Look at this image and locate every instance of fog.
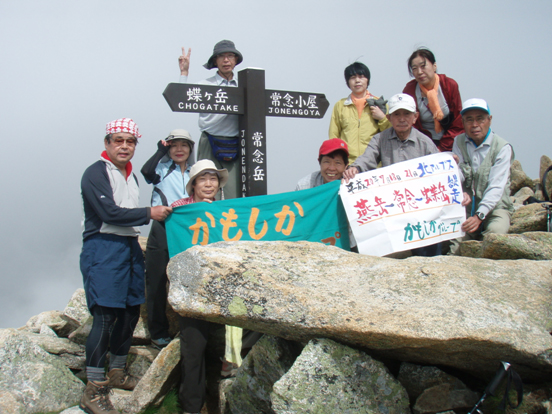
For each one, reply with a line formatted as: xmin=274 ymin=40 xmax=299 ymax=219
xmin=1 ymin=0 xmax=550 ymax=328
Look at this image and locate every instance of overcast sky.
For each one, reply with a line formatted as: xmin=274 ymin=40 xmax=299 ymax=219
xmin=1 ymin=0 xmax=550 ymax=329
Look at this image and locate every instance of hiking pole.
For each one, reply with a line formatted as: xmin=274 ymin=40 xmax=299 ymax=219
xmin=468 ymin=361 xmax=511 ymax=414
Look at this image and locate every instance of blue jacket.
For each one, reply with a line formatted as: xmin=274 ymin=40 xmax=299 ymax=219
xmin=141 ymin=141 xmax=192 ymax=206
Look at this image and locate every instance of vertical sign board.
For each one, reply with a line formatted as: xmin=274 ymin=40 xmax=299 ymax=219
xmin=163 ymin=68 xmax=329 ymax=197
xmin=238 ymin=69 xmax=266 ymax=197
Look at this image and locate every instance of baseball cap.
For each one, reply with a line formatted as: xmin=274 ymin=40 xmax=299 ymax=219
xmin=320 ymin=138 xmax=349 ymax=157
xmin=388 ymin=93 xmax=416 ymax=114
xmin=461 ymin=98 xmax=491 ymax=115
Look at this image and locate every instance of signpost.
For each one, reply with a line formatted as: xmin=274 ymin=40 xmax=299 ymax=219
xmin=163 ymin=68 xmax=329 ymax=197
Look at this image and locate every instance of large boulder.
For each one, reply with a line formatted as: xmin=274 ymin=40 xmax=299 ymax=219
xmin=0 ymin=329 xmax=84 ymax=413
xmin=458 ymin=232 xmax=552 ymax=260
xmin=509 ymin=202 xmax=548 ymax=233
xmin=271 ymin=338 xmax=410 ymax=413
xmin=480 ymin=232 xmax=552 ymax=260
xmin=167 ymin=241 xmax=552 ymax=381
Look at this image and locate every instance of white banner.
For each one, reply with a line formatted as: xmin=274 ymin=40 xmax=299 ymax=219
xmin=339 ymin=152 xmax=466 ymax=256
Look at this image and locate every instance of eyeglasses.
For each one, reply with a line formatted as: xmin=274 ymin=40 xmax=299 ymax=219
xmin=462 ymin=116 xmax=489 ymax=125
xmin=112 ymin=138 xmax=137 ymax=147
xmin=217 ymin=53 xmax=236 ymax=61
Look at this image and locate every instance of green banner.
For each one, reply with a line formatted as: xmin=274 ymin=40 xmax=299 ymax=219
xmin=166 ymin=180 xmax=350 ymax=257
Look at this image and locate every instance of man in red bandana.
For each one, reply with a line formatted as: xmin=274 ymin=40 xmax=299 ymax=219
xmin=79 ymin=118 xmax=172 ymax=414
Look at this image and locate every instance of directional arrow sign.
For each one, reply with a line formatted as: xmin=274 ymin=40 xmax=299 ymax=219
xmin=265 ymin=89 xmax=329 ymax=119
xmin=163 ymin=68 xmax=330 ymax=197
xmin=163 ymin=83 xmax=244 ymax=114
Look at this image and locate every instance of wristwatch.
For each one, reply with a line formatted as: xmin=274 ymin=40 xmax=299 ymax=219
xmin=476 ymin=212 xmax=486 ymax=221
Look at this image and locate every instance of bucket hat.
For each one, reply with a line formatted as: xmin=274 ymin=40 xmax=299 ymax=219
xmin=186 ymin=159 xmax=229 ymax=196
xmin=203 ymin=40 xmax=243 ymax=70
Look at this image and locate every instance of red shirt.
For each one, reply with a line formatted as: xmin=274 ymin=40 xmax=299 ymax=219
xmin=171 ymin=196 xmax=195 ymax=207
xmin=403 ymin=73 xmax=464 ymax=152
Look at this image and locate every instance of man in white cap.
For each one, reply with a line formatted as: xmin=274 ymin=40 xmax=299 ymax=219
xmin=343 ymin=93 xmax=442 ymax=256
xmin=343 ymin=93 xmax=439 ymax=174
xmin=178 ymin=40 xmax=243 ymax=200
xmin=450 ymin=98 xmax=514 ymax=253
xmin=79 ymin=118 xmax=172 ymax=414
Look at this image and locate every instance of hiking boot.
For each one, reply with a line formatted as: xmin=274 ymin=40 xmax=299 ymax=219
xmin=107 ymin=368 xmax=139 ymax=390
xmin=80 ymin=380 xmax=118 ymax=414
xmin=151 ymin=336 xmax=171 ymax=349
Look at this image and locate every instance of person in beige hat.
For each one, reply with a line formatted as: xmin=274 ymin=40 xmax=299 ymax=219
xmin=171 ymin=159 xmax=228 ymax=207
xmin=141 ymin=129 xmax=196 ymax=350
xmin=169 ymin=159 xmax=229 ymax=414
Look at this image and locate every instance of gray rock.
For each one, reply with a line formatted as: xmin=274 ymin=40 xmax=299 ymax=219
xmin=39 ymin=323 xmax=59 ymax=337
xmin=509 ymin=203 xmax=548 ymax=233
xmin=413 ymin=383 xmax=479 ymax=414
xmin=68 ymin=315 xmax=92 ymax=345
xmin=0 ymin=328 xmax=84 ymax=413
xmin=25 ymin=310 xmax=79 ymax=337
xmin=512 ymin=186 xmax=535 ymax=205
xmin=457 ymin=240 xmax=483 ymax=258
xmin=132 ymin=304 xmax=152 ymax=345
xmin=167 ymin=241 xmax=552 ymax=380
xmin=480 ymin=232 xmax=552 ymax=260
xmin=125 ymin=345 xmax=159 ymax=380
xmin=510 ymin=160 xmax=534 ymax=195
xmin=226 ymin=335 xmax=302 ymax=413
xmin=397 ymin=362 xmax=467 ymax=405
xmin=534 ymin=178 xmax=545 ymax=200
xmin=19 ymin=329 xmax=85 ymax=355
xmin=271 ymin=338 xmax=410 ymax=413
xmin=63 ymin=289 xmax=90 ymax=326
xmin=17 ymin=329 xmax=86 ymax=372
xmin=118 ymin=338 xmax=181 ymax=414
xmin=0 ymin=389 xmax=25 ymax=414
xmin=220 ymin=378 xmax=234 ymax=414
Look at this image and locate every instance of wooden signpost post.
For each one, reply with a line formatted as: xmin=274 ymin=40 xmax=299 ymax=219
xmin=163 ymin=68 xmax=329 ymax=197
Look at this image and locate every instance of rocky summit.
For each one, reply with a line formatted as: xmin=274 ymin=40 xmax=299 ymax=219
xmin=2 ymin=155 xmax=552 ymax=413
xmin=168 ymin=240 xmax=552 ymax=381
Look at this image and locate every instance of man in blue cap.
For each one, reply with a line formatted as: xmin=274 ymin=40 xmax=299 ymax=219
xmin=450 ymin=98 xmax=514 ymax=253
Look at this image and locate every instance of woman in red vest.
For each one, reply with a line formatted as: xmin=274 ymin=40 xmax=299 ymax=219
xmin=403 ymin=48 xmax=464 ymax=152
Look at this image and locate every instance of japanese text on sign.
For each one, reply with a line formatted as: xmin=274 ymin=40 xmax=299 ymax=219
xmin=166 ymin=180 xmax=350 ymax=257
xmin=266 ymin=91 xmax=322 ymax=117
xmin=339 ymin=153 xmax=466 ymax=256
